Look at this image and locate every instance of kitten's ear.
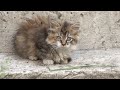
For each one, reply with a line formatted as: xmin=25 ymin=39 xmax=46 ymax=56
xmin=47 ymin=28 xmax=54 ymax=34
xmin=48 ymin=15 xmax=60 ymax=28
xmin=48 ymin=15 xmax=51 ymax=28
xmin=70 ymin=22 xmax=80 ymax=31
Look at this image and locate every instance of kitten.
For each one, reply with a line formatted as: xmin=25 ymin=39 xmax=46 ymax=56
xmin=14 ymin=16 xmax=80 ymax=65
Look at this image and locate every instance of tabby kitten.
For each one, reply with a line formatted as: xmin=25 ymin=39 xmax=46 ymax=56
xmin=14 ymin=16 xmax=80 ymax=65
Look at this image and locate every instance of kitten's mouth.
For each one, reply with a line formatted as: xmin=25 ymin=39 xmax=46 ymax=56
xmin=61 ymin=46 xmax=66 ymax=48
xmin=62 ymin=45 xmax=70 ymax=48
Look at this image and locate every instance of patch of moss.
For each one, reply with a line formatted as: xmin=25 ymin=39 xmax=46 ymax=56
xmin=0 ymin=58 xmax=10 ymax=72
xmin=0 ymin=72 xmax=7 ymax=78
xmin=0 ymin=58 xmax=11 ymax=78
xmin=47 ymin=64 xmax=117 ymax=72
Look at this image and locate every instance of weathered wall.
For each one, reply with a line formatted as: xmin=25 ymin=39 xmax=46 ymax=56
xmin=1 ymin=11 xmax=120 ymax=53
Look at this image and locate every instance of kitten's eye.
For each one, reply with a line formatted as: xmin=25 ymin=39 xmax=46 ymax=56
xmin=48 ymin=29 xmax=55 ymax=34
xmin=57 ymin=36 xmax=61 ymax=41
xmin=67 ymin=37 xmax=73 ymax=41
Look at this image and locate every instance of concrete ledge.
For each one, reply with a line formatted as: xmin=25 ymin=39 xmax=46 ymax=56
xmin=1 ymin=49 xmax=120 ymax=79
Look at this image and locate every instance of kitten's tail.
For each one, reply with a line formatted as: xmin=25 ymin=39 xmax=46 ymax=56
xmin=14 ymin=30 xmax=28 ymax=58
xmin=19 ymin=16 xmax=49 ymax=31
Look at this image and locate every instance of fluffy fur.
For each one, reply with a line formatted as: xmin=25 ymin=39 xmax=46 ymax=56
xmin=14 ymin=16 xmax=80 ymax=65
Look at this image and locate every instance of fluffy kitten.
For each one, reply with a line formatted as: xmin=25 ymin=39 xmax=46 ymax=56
xmin=14 ymin=16 xmax=80 ymax=65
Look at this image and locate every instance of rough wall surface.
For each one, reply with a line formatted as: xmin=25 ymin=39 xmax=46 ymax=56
xmin=1 ymin=11 xmax=120 ymax=53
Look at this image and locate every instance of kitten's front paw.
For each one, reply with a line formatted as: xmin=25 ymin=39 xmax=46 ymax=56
xmin=43 ymin=60 xmax=54 ymax=65
xmin=61 ymin=60 xmax=68 ymax=64
xmin=53 ymin=56 xmax=61 ymax=64
xmin=67 ymin=57 xmax=72 ymax=63
xmin=29 ymin=56 xmax=38 ymax=61
xmin=61 ymin=57 xmax=72 ymax=64
xmin=54 ymin=58 xmax=62 ymax=64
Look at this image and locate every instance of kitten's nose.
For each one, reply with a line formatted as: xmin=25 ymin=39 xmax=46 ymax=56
xmin=62 ymin=43 xmax=66 ymax=46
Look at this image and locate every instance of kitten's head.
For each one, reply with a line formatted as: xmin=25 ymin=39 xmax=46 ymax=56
xmin=46 ymin=21 xmax=80 ymax=50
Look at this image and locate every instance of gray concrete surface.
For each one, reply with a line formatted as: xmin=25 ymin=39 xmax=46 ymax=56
xmin=1 ymin=11 xmax=120 ymax=79
xmin=1 ymin=49 xmax=120 ymax=79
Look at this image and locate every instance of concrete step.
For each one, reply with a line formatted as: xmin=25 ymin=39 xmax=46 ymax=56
xmin=1 ymin=49 xmax=120 ymax=79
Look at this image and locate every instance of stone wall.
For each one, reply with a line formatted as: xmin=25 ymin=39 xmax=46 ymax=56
xmin=1 ymin=11 xmax=120 ymax=53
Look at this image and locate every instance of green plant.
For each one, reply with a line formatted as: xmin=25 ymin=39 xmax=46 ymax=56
xmin=0 ymin=58 xmax=10 ymax=78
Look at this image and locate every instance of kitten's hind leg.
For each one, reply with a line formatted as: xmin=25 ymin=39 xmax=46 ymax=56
xmin=27 ymin=40 xmax=38 ymax=61
xmin=42 ymin=59 xmax=54 ymax=65
xmin=29 ymin=56 xmax=38 ymax=61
